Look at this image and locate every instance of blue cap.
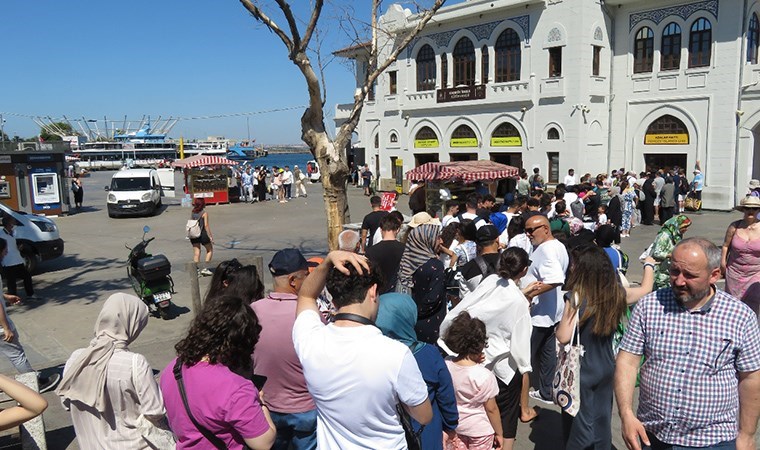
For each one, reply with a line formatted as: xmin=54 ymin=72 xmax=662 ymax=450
xmin=269 ymin=249 xmax=318 ymax=276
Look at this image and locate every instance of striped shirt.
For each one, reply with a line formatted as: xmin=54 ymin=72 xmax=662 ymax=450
xmin=620 ymin=287 xmax=760 ymax=447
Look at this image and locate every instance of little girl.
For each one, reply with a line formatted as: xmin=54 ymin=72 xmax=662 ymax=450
xmin=443 ymin=312 xmax=503 ymax=450
xmin=597 ymin=204 xmax=608 ymax=228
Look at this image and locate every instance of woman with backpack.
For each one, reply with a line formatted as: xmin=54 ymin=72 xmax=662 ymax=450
xmin=189 ymin=198 xmax=213 ymax=275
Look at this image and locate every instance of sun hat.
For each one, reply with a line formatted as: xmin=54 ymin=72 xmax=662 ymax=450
xmin=749 ymin=179 xmax=760 ymax=189
xmin=735 ymin=196 xmax=760 ymax=210
xmin=407 ymin=212 xmax=441 ymax=228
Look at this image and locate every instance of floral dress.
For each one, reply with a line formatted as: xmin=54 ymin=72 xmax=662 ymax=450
xmin=651 ymin=215 xmax=692 ymax=289
xmin=621 ymin=189 xmax=636 ymax=232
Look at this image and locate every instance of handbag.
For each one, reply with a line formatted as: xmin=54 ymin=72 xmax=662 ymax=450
xmin=173 ymin=360 xmax=252 ymax=450
xmin=553 ymin=295 xmax=583 ymax=417
xmin=186 ymin=219 xmax=201 ymax=239
xmin=131 ymin=355 xmax=176 ymax=449
xmin=684 ymin=193 xmax=701 ymax=211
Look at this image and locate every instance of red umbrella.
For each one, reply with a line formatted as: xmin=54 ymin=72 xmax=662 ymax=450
xmin=406 ymin=160 xmax=518 ymax=184
xmin=171 ymin=155 xmax=239 ymax=168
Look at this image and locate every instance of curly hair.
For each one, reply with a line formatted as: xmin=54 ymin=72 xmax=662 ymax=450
xmin=440 ymin=223 xmax=460 ymax=249
xmin=205 ymin=259 xmax=243 ymax=301
xmin=175 ymin=295 xmax=261 ymax=375
xmin=443 ymin=311 xmax=487 ymax=357
xmin=326 ymin=260 xmax=383 ymax=309
xmin=498 ymin=247 xmax=530 ymax=280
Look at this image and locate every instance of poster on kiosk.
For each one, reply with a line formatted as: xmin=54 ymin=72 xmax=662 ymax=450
xmin=30 ymin=167 xmax=61 ymax=212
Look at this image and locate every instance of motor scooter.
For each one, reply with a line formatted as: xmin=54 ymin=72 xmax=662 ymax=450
xmin=126 ymin=226 xmax=173 ymax=319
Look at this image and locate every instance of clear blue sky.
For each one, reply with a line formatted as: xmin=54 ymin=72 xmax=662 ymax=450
xmin=1 ymin=1 xmax=368 ymax=144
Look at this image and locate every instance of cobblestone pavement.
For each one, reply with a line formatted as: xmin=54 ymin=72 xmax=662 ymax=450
xmin=0 ymin=170 xmax=751 ymax=449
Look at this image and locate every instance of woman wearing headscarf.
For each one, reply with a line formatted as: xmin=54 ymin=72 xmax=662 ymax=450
xmin=58 ymin=293 xmax=167 ymax=449
xmin=651 ymin=215 xmax=692 ymax=289
xmin=376 ymin=293 xmax=458 ymax=450
xmin=397 ymin=223 xmax=447 ymax=344
xmin=606 ymin=185 xmax=623 ymax=245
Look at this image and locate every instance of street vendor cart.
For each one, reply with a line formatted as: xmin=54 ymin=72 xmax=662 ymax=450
xmin=171 ymin=155 xmax=239 ymax=204
xmin=405 ymin=160 xmax=519 ymax=217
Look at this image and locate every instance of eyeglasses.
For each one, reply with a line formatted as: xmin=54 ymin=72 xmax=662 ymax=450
xmin=525 ymin=225 xmax=546 ymax=235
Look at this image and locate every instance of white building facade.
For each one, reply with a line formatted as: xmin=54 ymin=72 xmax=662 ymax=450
xmin=335 ymin=0 xmax=760 ymax=210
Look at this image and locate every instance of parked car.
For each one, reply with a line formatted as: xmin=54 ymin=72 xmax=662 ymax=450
xmin=0 ymin=203 xmax=64 ymax=273
xmin=105 ymin=169 xmax=163 ymax=218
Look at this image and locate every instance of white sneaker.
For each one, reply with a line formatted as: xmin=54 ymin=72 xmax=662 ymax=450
xmin=529 ymin=389 xmax=555 ymax=405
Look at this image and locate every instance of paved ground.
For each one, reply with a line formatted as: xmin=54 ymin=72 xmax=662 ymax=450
xmin=0 ymin=170 xmax=750 ymax=449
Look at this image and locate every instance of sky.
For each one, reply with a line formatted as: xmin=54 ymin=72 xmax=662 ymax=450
xmin=0 ymin=1 xmax=373 ymax=145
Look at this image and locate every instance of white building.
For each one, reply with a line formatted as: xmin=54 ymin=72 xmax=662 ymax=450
xmin=334 ymin=0 xmax=760 ymax=210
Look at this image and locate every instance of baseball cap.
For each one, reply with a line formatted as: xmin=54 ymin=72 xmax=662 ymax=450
xmin=475 ymin=224 xmax=500 ymax=244
xmin=269 ymin=249 xmax=318 ymax=276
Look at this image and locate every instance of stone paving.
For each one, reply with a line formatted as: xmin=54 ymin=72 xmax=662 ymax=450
xmin=0 ymin=170 xmax=750 ymax=449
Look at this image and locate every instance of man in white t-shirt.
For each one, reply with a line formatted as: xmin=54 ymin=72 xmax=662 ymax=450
xmin=293 ymin=251 xmax=432 ymax=449
xmin=522 ymin=215 xmax=569 ymax=405
xmin=282 ymin=166 xmax=294 ymax=199
xmin=563 ymin=168 xmax=576 ymax=186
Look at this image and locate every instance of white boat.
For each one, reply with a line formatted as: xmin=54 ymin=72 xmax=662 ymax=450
xmin=76 ymin=125 xmax=177 ymax=169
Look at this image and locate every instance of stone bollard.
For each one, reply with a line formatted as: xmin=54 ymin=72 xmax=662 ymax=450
xmin=15 ymin=372 xmax=46 ymax=450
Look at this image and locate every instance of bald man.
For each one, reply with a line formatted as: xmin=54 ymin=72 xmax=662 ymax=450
xmin=522 ymin=215 xmax=569 ymax=404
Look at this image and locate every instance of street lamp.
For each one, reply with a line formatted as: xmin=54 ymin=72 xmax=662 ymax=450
xmin=0 ymin=114 xmax=5 ymax=143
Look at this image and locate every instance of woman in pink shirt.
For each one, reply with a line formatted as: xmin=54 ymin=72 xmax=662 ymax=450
xmin=442 ymin=312 xmax=503 ymax=450
xmin=160 ymin=295 xmax=275 ymax=450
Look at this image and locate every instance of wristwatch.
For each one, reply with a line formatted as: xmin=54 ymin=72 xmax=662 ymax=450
xmin=643 ymin=262 xmax=656 ymax=270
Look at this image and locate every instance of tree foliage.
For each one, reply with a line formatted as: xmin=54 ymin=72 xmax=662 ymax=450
xmin=39 ymin=122 xmax=75 ymax=141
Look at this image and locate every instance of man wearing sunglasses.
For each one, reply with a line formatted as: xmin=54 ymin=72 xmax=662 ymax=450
xmin=522 ymin=215 xmax=569 ymax=405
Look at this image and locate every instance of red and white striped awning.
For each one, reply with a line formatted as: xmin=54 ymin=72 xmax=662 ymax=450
xmin=406 ymin=160 xmax=519 ymax=184
xmin=171 ymin=155 xmax=239 ymax=168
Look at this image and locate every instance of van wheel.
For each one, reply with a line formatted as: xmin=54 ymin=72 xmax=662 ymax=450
xmin=21 ymin=249 xmax=38 ymax=274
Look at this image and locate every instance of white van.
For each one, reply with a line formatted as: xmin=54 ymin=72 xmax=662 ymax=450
xmin=105 ymin=169 xmax=163 ymax=217
xmin=0 ymin=203 xmax=63 ymax=273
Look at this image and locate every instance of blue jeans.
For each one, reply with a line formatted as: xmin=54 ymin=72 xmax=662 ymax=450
xmin=269 ymin=409 xmax=317 ymax=450
xmin=644 ymin=432 xmax=735 ymax=450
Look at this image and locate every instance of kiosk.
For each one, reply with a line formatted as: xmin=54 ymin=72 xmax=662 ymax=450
xmin=172 ymin=154 xmax=239 ymax=204
xmin=0 ymin=142 xmax=70 ymax=216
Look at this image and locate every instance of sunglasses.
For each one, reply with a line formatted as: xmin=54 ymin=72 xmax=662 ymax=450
xmin=525 ymin=225 xmax=546 ymax=234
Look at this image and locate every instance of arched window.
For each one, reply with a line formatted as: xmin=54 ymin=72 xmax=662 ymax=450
xmin=645 ymin=115 xmax=689 ymax=144
xmin=491 ymin=122 xmax=522 ymax=147
xmin=547 ymin=127 xmax=560 ymax=140
xmin=414 ymin=126 xmax=439 ymax=148
xmin=453 ymin=38 xmax=476 ymax=86
xmin=374 ymin=134 xmax=379 ymax=149
xmin=451 ymin=124 xmax=477 ymax=147
xmin=495 ymin=29 xmax=521 ymax=82
xmin=416 ymin=44 xmax=436 ymax=91
xmin=441 ymin=53 xmax=448 ymax=89
xmin=634 ymin=26 xmax=654 ymax=73
xmin=661 ymin=23 xmax=682 ymax=71
xmin=481 ymin=45 xmax=489 ymax=85
xmin=390 ymin=133 xmax=398 ymax=143
xmin=689 ymin=18 xmax=712 ymax=68
xmin=748 ymin=13 xmax=759 ymax=64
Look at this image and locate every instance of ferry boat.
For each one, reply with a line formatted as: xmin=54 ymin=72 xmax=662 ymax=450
xmin=76 ymin=125 xmax=177 ymax=170
xmin=227 ymin=141 xmax=267 ymax=161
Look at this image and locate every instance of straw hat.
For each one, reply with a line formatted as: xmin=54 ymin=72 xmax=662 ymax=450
xmin=408 ymin=212 xmax=441 ymax=228
xmin=735 ymin=196 xmax=760 ymax=211
xmin=749 ymin=179 xmax=760 ymax=189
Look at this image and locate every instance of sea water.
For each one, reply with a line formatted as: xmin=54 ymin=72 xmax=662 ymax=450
xmin=251 ymin=152 xmax=313 ymax=170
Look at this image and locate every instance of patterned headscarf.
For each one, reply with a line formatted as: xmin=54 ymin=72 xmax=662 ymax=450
xmin=57 ymin=293 xmax=149 ymax=412
xmin=397 ymin=223 xmax=440 ymax=289
xmin=661 ymin=214 xmax=692 ymax=242
xmin=376 ymin=293 xmax=424 ymax=354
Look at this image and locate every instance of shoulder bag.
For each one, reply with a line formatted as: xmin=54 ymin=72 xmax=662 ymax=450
xmin=333 ymin=313 xmax=424 ymax=450
xmin=172 ymin=360 xmax=252 ymax=450
xmin=553 ymin=294 xmax=583 ymax=417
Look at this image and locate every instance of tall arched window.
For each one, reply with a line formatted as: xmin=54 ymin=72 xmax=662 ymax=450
xmin=451 ymin=124 xmax=477 ymax=147
xmin=748 ymin=13 xmax=759 ymax=64
xmin=661 ymin=23 xmax=681 ymax=71
xmin=491 ymin=122 xmax=522 ymax=147
xmin=481 ymin=45 xmax=489 ymax=85
xmin=374 ymin=134 xmax=379 ymax=149
xmin=416 ymin=44 xmax=436 ymax=91
xmin=547 ymin=127 xmax=560 ymax=140
xmin=453 ymin=38 xmax=476 ymax=86
xmin=645 ymin=115 xmax=690 ymax=144
xmin=441 ymin=53 xmax=448 ymax=89
xmin=495 ymin=29 xmax=521 ymax=82
xmin=633 ymin=26 xmax=654 ymax=73
xmin=414 ymin=126 xmax=440 ymax=148
xmin=689 ymin=18 xmax=712 ymax=68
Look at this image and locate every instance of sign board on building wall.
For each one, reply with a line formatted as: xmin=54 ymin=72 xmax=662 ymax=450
xmin=644 ymin=134 xmax=689 ymax=145
xmin=451 ymin=138 xmax=478 ymax=147
xmin=490 ymin=137 xmax=522 ymax=147
xmin=414 ymin=139 xmax=439 ymax=148
xmin=437 ymin=85 xmax=486 ymax=103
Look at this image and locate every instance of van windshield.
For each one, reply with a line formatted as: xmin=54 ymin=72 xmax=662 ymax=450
xmin=111 ymin=177 xmax=151 ymax=191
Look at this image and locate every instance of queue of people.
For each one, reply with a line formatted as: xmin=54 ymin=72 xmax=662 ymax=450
xmin=234 ymin=164 xmax=308 ymax=204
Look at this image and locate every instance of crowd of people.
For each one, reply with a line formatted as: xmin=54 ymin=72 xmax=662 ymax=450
xmin=233 ymin=164 xmax=309 ymax=204
xmin=1 ymin=163 xmax=758 ymax=450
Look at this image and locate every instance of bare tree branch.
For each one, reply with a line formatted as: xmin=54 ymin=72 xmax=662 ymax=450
xmin=301 ymin=0 xmax=324 ymax=51
xmin=239 ymin=0 xmax=294 ymax=53
xmin=274 ymin=0 xmax=303 ymax=53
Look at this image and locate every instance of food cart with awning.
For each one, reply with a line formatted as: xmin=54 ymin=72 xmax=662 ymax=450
xmin=406 ymin=160 xmax=519 ymax=217
xmin=171 ymin=155 xmax=239 ymax=204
